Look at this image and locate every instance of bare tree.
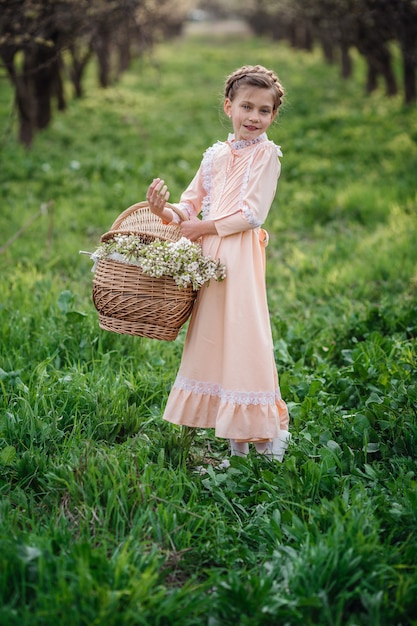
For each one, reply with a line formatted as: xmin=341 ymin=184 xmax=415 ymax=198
xmin=237 ymin=0 xmax=416 ymax=104
xmin=0 ymin=0 xmax=70 ymax=146
xmin=0 ymin=0 xmax=197 ymax=147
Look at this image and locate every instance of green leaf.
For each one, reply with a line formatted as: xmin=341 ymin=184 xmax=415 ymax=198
xmin=365 ymin=392 xmax=384 ymax=405
xmin=0 ymin=445 xmax=16 ymax=466
xmin=57 ymin=290 xmax=74 ymax=313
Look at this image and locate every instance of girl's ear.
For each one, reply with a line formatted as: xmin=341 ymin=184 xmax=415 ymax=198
xmin=224 ymin=98 xmax=232 ymax=117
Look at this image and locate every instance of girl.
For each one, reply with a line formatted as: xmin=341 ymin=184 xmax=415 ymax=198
xmin=146 ymin=64 xmax=290 ymax=461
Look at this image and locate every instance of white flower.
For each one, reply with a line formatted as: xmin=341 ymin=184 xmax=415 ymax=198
xmin=93 ymin=234 xmax=226 ymax=290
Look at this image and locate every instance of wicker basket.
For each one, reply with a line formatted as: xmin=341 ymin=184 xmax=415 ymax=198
xmin=92 ymin=201 xmax=197 ymax=341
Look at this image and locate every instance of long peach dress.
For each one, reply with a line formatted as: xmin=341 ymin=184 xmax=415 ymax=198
xmin=164 ymin=133 xmax=289 ymax=442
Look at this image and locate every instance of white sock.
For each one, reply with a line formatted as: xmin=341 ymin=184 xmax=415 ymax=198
xmin=269 ymin=430 xmax=292 ymax=462
xmin=230 ymin=439 xmax=249 ymax=457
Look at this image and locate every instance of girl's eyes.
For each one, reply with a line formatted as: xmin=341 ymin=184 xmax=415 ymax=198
xmin=240 ymin=104 xmax=271 ymax=115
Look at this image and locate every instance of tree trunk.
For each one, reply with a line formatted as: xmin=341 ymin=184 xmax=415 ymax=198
xmin=55 ymin=54 xmax=66 ymax=111
xmin=94 ymin=23 xmax=112 ymax=88
xmin=70 ymin=61 xmax=85 ymax=98
xmin=379 ymin=48 xmax=398 ymax=96
xmin=2 ymin=46 xmax=37 ymax=148
xmin=33 ymin=46 xmax=66 ymax=130
xmin=397 ymin=9 xmax=417 ymax=104
xmin=297 ymin=22 xmax=313 ymax=51
xmin=16 ymin=76 xmax=36 ymax=147
xmin=32 ymin=50 xmax=53 ymax=130
xmin=118 ymin=41 xmax=131 ymax=75
xmin=321 ymin=37 xmax=335 ymax=64
xmin=117 ymin=22 xmax=131 ymax=77
xmin=340 ymin=43 xmax=352 ymax=79
xmin=361 ymin=46 xmax=397 ymax=97
xmin=366 ymin=62 xmax=378 ymax=94
xmin=68 ymin=41 xmax=93 ymax=98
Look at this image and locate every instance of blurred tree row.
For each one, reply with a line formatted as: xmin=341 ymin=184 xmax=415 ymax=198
xmin=0 ymin=0 xmax=195 ymax=147
xmin=233 ymin=0 xmax=417 ymax=105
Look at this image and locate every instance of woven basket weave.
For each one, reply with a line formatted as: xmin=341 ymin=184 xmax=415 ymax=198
xmin=92 ymin=201 xmax=197 ymax=341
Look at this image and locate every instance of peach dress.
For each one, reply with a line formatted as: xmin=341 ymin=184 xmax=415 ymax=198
xmin=164 ymin=133 xmax=289 ymax=442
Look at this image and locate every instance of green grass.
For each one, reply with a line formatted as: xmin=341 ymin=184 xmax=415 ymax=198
xmin=1 ymin=31 xmax=417 ymax=625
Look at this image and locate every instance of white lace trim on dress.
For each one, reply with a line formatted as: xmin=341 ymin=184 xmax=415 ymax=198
xmin=227 ymin=133 xmax=267 ymax=150
xmin=177 ymin=201 xmax=194 ymax=221
xmin=227 ymin=133 xmax=283 ymax=158
xmin=241 ymin=204 xmax=262 ymax=227
xmin=201 ymin=141 xmax=222 ymax=220
xmin=174 ymin=375 xmax=282 ymax=406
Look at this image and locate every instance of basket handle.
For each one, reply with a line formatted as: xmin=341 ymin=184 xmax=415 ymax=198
xmin=109 ymin=200 xmax=187 ymax=231
xmin=170 ymin=204 xmax=188 ymax=221
xmin=100 ymin=201 xmax=190 ymax=243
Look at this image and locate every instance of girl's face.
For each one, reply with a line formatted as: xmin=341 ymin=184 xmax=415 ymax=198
xmin=224 ymin=86 xmax=277 ymax=142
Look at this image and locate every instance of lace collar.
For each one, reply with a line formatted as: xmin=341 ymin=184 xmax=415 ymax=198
xmin=227 ymin=133 xmax=267 ymax=150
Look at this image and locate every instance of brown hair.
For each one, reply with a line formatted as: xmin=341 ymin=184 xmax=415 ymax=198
xmin=224 ymin=65 xmax=285 ymax=112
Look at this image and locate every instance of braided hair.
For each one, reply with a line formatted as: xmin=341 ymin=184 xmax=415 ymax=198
xmin=224 ymin=65 xmax=285 ymax=112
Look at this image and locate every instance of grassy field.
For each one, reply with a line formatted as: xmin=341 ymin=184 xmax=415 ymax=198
xmin=0 ymin=28 xmax=416 ymax=625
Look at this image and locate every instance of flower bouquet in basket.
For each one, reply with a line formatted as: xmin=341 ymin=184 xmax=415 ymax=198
xmin=86 ymin=201 xmax=226 ymax=341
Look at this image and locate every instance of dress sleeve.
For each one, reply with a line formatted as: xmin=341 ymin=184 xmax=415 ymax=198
xmin=213 ymin=144 xmax=281 ymax=237
xmin=167 ymin=167 xmax=204 ymax=224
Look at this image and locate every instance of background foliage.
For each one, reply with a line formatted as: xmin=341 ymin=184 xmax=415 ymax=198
xmin=1 ymin=0 xmax=416 ymax=147
xmin=1 ymin=23 xmax=417 ymax=626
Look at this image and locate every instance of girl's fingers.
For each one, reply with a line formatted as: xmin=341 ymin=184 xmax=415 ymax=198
xmin=147 ymin=178 xmax=169 ymax=203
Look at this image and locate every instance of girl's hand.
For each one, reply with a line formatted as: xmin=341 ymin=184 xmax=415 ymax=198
xmin=146 ymin=178 xmax=170 ymax=218
xmin=180 ymin=216 xmax=218 ymax=242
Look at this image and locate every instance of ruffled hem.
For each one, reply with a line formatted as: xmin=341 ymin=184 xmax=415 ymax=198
xmin=163 ymin=386 xmax=289 ymax=441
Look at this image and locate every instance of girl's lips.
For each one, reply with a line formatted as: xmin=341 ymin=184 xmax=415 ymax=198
xmin=245 ymin=125 xmax=258 ymax=131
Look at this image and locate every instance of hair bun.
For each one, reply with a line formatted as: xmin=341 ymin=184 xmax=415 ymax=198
xmin=224 ymin=65 xmax=285 ymax=110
